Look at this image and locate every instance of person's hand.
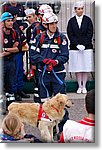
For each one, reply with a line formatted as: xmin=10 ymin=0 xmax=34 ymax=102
xmin=46 ymin=60 xmax=58 ymax=71
xmin=43 ymin=59 xmax=58 ymax=71
xmin=42 ymin=58 xmax=49 ymax=64
xmin=46 ymin=59 xmax=58 ymax=66
xmin=19 ymin=26 xmax=24 ymax=31
xmin=13 ymin=42 xmax=19 ymax=47
xmin=20 ymin=123 xmax=26 ymax=139
xmin=46 ymin=63 xmax=53 ymax=71
xmin=77 ymin=44 xmax=85 ymax=51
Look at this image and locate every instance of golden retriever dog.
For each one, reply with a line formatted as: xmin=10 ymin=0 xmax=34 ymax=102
xmin=8 ymin=93 xmax=72 ymax=142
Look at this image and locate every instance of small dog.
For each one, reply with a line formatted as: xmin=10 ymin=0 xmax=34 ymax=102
xmin=8 ymin=93 xmax=73 ymax=142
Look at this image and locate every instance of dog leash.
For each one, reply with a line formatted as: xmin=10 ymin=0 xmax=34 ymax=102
xmin=52 ymin=69 xmax=63 ymax=85
xmin=41 ymin=65 xmax=49 ymax=97
xmin=41 ymin=65 xmax=64 ymax=98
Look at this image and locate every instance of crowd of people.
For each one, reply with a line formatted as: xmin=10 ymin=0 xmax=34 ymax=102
xmin=0 ymin=0 xmax=95 ymax=143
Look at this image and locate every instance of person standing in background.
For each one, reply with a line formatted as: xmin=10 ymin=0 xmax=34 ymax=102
xmin=25 ymin=8 xmax=38 ymax=80
xmin=25 ymin=8 xmax=37 ymax=45
xmin=67 ymin=1 xmax=94 ymax=94
xmin=0 ymin=12 xmax=20 ymax=110
xmin=10 ymin=10 xmax=30 ymax=100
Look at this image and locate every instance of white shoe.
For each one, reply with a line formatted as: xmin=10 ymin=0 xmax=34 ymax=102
xmin=82 ymin=88 xmax=87 ymax=94
xmin=77 ymin=88 xmax=82 ymax=94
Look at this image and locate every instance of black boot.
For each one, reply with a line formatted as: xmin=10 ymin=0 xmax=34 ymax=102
xmin=18 ymin=90 xmax=30 ymax=98
xmin=14 ymin=93 xmax=22 ymax=101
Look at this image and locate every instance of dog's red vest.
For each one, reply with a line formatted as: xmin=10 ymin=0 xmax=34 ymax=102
xmin=38 ymin=105 xmax=49 ymax=121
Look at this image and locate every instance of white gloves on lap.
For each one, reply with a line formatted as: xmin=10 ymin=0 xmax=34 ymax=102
xmin=77 ymin=44 xmax=85 ymax=51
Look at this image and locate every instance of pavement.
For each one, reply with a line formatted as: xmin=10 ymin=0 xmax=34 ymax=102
xmin=66 ymin=92 xmax=86 ymax=100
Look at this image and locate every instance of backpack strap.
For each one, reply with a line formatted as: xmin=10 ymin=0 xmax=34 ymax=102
xmin=57 ymin=35 xmax=61 ymax=47
xmin=57 ymin=32 xmax=62 ymax=47
xmin=39 ymin=31 xmax=45 ymax=46
xmin=39 ymin=32 xmax=61 ymax=47
xmin=36 ymin=24 xmax=40 ymax=35
xmin=3 ymin=4 xmax=8 ymax=12
xmin=11 ymin=29 xmax=17 ymax=41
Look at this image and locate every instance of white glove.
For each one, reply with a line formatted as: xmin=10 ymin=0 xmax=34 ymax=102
xmin=77 ymin=44 xmax=85 ymax=51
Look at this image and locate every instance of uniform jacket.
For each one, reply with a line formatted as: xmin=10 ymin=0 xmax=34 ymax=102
xmin=30 ymin=28 xmax=69 ymax=72
xmin=26 ymin=22 xmax=39 ymax=44
xmin=67 ymin=15 xmax=93 ymax=50
xmin=59 ymin=118 xmax=95 ymax=143
xmin=2 ymin=28 xmax=21 ymax=60
xmin=13 ymin=21 xmax=25 ymax=48
xmin=31 ymin=23 xmax=47 ymax=40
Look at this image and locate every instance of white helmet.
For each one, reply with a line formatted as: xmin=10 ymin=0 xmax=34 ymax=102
xmin=38 ymin=4 xmax=53 ymax=15
xmin=42 ymin=12 xmax=58 ymax=24
xmin=25 ymin=8 xmax=36 ymax=16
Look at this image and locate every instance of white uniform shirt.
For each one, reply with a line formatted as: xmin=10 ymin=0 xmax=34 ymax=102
xmin=59 ymin=117 xmax=95 ymax=143
xmin=76 ymin=15 xmax=83 ymax=28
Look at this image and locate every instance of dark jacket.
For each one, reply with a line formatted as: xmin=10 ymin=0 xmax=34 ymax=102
xmin=67 ymin=15 xmax=93 ymax=50
xmin=31 ymin=23 xmax=47 ymax=40
xmin=26 ymin=22 xmax=39 ymax=44
xmin=30 ymin=29 xmax=69 ymax=72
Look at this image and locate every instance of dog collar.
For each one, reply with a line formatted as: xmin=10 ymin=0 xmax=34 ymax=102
xmin=51 ymin=105 xmax=60 ymax=114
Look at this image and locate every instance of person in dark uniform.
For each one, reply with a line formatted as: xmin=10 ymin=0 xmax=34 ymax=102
xmin=31 ymin=12 xmax=69 ymax=101
xmin=30 ymin=12 xmax=69 ymax=134
xmin=29 ymin=4 xmax=53 ymax=103
xmin=9 ymin=9 xmax=30 ymax=99
xmin=0 ymin=12 xmax=20 ymax=108
xmin=67 ymin=1 xmax=94 ymax=94
xmin=25 ymin=8 xmax=38 ymax=44
xmin=2 ymin=1 xmax=31 ymax=99
xmin=25 ymin=8 xmax=39 ymax=80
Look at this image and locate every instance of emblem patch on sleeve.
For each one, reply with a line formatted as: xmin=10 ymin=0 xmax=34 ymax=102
xmin=62 ymin=39 xmax=67 ymax=45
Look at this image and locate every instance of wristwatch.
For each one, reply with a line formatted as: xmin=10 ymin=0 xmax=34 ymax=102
xmin=4 ymin=48 xmax=8 ymax=52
